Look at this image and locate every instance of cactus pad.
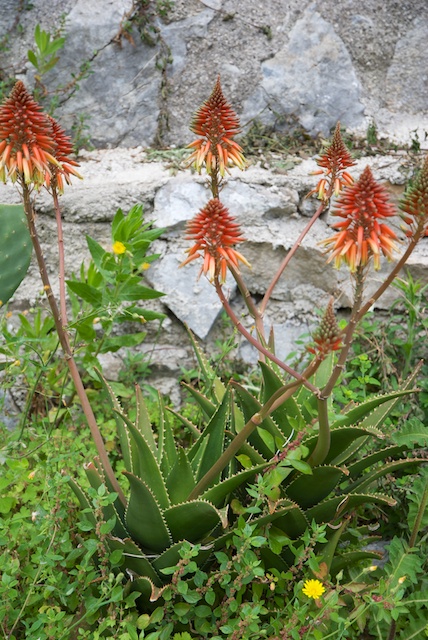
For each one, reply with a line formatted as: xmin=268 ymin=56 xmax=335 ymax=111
xmin=0 ymin=204 xmax=32 ymax=306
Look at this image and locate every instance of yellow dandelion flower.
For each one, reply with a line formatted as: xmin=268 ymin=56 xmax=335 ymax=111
xmin=302 ymin=579 xmax=326 ymax=599
xmin=112 ymin=241 xmax=126 ymax=255
xmin=140 ymin=262 xmax=151 ymax=271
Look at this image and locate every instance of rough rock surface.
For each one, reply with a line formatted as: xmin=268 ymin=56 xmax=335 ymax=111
xmin=1 ymin=149 xmax=427 ymax=400
xmin=1 ymin=0 xmax=428 ymax=398
xmin=1 ymin=0 xmax=427 ymax=148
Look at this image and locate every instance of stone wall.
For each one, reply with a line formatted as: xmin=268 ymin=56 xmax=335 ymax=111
xmin=1 ymin=0 xmax=427 ymax=400
xmin=1 ymin=0 xmax=428 ymax=148
xmin=2 ymin=148 xmax=427 ymax=402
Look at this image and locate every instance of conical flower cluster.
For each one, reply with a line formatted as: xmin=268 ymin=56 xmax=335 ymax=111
xmin=400 ymin=156 xmax=428 ymax=237
xmin=308 ymin=299 xmax=342 ymax=357
xmin=181 ymin=198 xmax=250 ymax=282
xmin=320 ymin=166 xmax=398 ymax=271
xmin=187 ymin=77 xmax=246 ymax=176
xmin=308 ymin=122 xmax=355 ymax=200
xmin=47 ymin=115 xmax=82 ymax=192
xmin=0 ymin=80 xmax=80 ymax=189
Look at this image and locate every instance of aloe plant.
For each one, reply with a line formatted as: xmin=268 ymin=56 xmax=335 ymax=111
xmin=69 ymin=327 xmax=426 ymax=609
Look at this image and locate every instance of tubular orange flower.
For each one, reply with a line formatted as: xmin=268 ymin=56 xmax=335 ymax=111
xmin=308 ymin=122 xmax=355 ymax=200
xmin=0 ymin=80 xmax=58 ymax=186
xmin=46 ymin=115 xmax=82 ymax=192
xmin=180 ymin=198 xmax=250 ymax=282
xmin=320 ymin=166 xmax=399 ymax=272
xmin=400 ymin=156 xmax=428 ymax=237
xmin=307 ymin=298 xmax=343 ymax=357
xmin=187 ymin=76 xmax=246 ymax=176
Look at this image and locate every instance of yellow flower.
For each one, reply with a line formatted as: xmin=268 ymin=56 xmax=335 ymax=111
xmin=112 ymin=241 xmax=126 ymax=255
xmin=140 ymin=262 xmax=151 ymax=271
xmin=302 ymin=579 xmax=326 ymax=599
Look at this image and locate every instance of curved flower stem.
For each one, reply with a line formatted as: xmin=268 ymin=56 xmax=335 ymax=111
xmin=307 ymin=397 xmax=330 ymax=466
xmin=22 ymin=184 xmax=126 ymax=505
xmin=408 ymin=475 xmax=428 ymax=548
xmin=188 ymin=378 xmax=304 ymax=500
xmin=215 ymin=279 xmax=319 ymax=394
xmin=229 ymin=263 xmax=266 ymax=345
xmin=355 ymin=226 xmax=424 ymax=324
xmin=52 ymin=188 xmax=67 ymax=327
xmin=321 ymin=266 xmax=365 ymax=400
xmin=260 ymin=199 xmax=327 ymax=315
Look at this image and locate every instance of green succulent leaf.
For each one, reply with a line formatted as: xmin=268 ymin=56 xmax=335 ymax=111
xmin=95 ymin=371 xmax=132 ymax=471
xmin=166 ymin=449 xmax=196 ymax=505
xmin=330 ymin=388 xmax=419 ymax=430
xmin=163 ymin=500 xmax=223 ymax=543
xmin=181 ymin=384 xmax=216 ymax=420
xmin=344 ymin=458 xmax=427 ymax=494
xmin=233 ymin=383 xmax=286 ymax=458
xmin=295 ymin=353 xmax=335 ymax=420
xmin=306 ymin=493 xmax=396 ymax=524
xmin=124 ymin=472 xmax=172 ymax=552
xmin=330 ymin=551 xmax=382 ymax=577
xmin=200 ymin=463 xmax=269 ymax=506
xmin=122 ymin=419 xmax=170 ymax=509
xmin=285 ymin=466 xmax=347 ymax=509
xmin=135 ymin=384 xmax=158 ymax=454
xmin=186 ymin=327 xmax=226 ymax=403
xmin=259 ymin=362 xmax=304 ymax=436
xmin=108 ymin=537 xmax=162 ymax=586
xmin=158 ymin=393 xmax=178 ymax=477
xmin=346 ymin=444 xmax=407 ymax=479
xmin=189 ymin=388 xmax=231 ymax=483
xmin=303 ymin=427 xmax=384 ymax=466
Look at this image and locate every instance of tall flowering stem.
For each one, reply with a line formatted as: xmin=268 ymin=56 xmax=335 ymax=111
xmin=261 ymin=123 xmax=355 ymax=314
xmin=0 ymin=81 xmax=124 ymax=504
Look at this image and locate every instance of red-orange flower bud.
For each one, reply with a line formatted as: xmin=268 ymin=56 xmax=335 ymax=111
xmin=181 ymin=198 xmax=250 ymax=282
xmin=187 ymin=77 xmax=246 ymax=176
xmin=320 ymin=166 xmax=398 ymax=272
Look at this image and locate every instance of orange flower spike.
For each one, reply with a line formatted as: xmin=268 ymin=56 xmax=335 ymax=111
xmin=0 ymin=80 xmax=56 ymax=186
xmin=308 ymin=122 xmax=356 ymax=200
xmin=320 ymin=166 xmax=398 ymax=272
xmin=187 ymin=76 xmax=246 ymax=175
xmin=400 ymin=156 xmax=428 ymax=236
xmin=181 ymin=198 xmax=250 ymax=283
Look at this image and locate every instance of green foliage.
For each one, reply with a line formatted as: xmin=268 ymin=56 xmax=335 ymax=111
xmin=68 ymin=329 xmax=426 ymax=619
xmin=0 ymin=204 xmax=32 ymax=306
xmin=66 ymin=204 xmax=165 ymax=376
xmin=27 ymin=24 xmax=65 ymax=76
xmin=0 ymin=424 xmax=143 ymax=639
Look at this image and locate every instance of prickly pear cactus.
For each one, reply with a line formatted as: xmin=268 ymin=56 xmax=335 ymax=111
xmin=0 ymin=204 xmax=32 ymax=306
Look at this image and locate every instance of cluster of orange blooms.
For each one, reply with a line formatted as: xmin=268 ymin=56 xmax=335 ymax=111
xmin=0 ymin=80 xmax=81 ymax=191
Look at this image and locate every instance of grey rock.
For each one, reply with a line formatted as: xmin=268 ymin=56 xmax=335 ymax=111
xmin=384 ymin=16 xmax=428 ymax=115
xmin=147 ymin=251 xmax=231 ymax=340
xmin=242 ymin=7 xmax=365 ymax=137
xmin=38 ymin=0 xmax=162 ymax=148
